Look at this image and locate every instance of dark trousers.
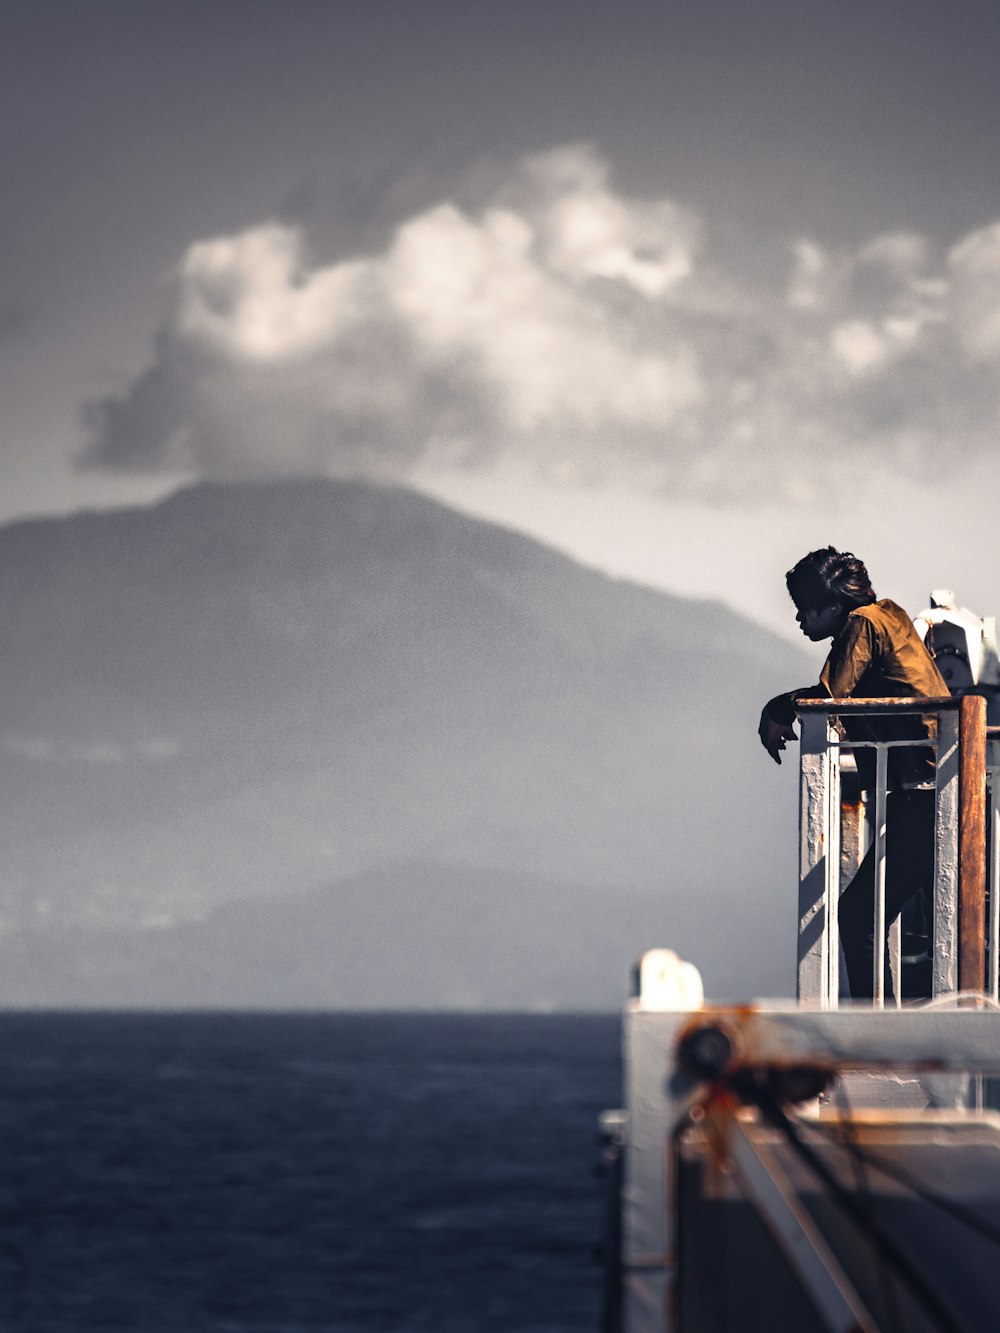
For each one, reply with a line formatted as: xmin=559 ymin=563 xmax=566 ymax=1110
xmin=838 ymin=789 xmax=936 ymax=1000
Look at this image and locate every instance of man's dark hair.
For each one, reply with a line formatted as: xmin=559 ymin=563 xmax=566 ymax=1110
xmin=786 ymin=547 xmax=877 ymax=611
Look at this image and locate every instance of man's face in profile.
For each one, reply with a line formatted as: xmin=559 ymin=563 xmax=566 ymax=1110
xmin=793 ymin=597 xmax=843 ymax=642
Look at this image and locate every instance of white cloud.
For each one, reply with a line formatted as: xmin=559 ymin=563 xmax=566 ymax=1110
xmin=384 ymin=200 xmax=700 ymax=439
xmin=830 ymin=321 xmax=887 ymax=376
xmin=948 ymin=223 xmax=1000 ymax=360
xmin=525 ymin=145 xmax=699 ymax=297
xmin=81 ymin=144 xmax=1000 ymax=503
xmin=786 ymin=239 xmax=833 ymax=311
xmin=176 ymin=225 xmax=362 ymax=361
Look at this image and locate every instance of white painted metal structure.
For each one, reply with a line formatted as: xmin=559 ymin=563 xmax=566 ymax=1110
xmin=797 ymin=699 xmax=965 ymax=1008
xmin=610 ymin=977 xmax=1000 ymax=1333
xmin=604 ymin=690 xmax=1000 ymax=1331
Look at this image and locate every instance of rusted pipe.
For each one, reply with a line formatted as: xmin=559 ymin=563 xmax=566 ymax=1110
xmin=796 ymin=696 xmax=958 ymax=712
xmin=959 ymin=693 xmax=987 ymax=993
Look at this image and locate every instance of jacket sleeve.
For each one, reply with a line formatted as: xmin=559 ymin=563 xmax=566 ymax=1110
xmin=762 ymin=684 xmax=825 ymax=725
xmin=763 ymin=615 xmax=876 ymax=723
xmin=819 ymin=614 xmax=875 ymax=698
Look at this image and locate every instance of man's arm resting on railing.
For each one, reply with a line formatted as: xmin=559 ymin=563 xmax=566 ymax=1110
xmin=758 ymin=618 xmax=876 ymax=764
xmin=758 ymin=686 xmax=825 ymax=765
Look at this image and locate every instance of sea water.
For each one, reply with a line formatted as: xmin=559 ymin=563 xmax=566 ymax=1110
xmin=0 ymin=1012 xmax=619 ymax=1332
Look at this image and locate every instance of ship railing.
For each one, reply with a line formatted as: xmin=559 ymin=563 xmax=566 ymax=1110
xmin=991 ymin=726 xmax=1000 ymax=997
xmin=796 ymin=694 xmax=993 ymax=1008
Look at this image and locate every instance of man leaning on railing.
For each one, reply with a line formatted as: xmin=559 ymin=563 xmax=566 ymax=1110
xmin=757 ymin=547 xmax=949 ymax=999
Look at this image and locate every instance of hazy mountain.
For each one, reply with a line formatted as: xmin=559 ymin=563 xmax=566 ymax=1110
xmin=0 ymin=478 xmax=811 ymax=1005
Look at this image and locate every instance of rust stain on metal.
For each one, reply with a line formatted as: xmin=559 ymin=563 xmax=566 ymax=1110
xmin=797 ymin=696 xmax=958 ymax=711
xmin=959 ymin=693 xmax=987 ymax=991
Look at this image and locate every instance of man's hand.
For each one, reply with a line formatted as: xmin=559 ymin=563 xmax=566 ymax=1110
xmin=758 ymin=707 xmax=797 ymax=764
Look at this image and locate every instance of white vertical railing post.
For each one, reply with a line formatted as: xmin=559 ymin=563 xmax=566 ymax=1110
xmin=825 ymin=735 xmax=842 ymax=1006
xmin=872 ymin=745 xmax=889 ymax=1008
xmin=888 ymin=916 xmax=902 ymax=1010
xmin=798 ymin=711 xmax=838 ymax=1006
xmin=934 ymin=708 xmax=960 ymax=998
xmin=838 ymin=757 xmax=866 ymax=1001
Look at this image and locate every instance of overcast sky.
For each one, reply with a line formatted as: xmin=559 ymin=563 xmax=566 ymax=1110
xmin=5 ymin=0 xmax=1000 ymax=639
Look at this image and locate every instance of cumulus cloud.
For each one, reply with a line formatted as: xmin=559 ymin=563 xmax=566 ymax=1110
xmin=81 ymin=144 xmax=1000 ymax=502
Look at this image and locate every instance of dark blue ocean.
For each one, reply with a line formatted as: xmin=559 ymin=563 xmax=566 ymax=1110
xmin=0 ymin=1012 xmax=620 ymax=1332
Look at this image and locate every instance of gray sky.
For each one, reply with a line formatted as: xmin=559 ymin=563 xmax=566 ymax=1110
xmin=5 ymin=0 xmax=1000 ymax=638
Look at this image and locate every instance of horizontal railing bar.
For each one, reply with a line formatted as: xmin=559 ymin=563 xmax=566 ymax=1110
xmin=797 ymin=696 xmax=957 ymax=712
xmin=825 ymin=739 xmax=937 ymax=751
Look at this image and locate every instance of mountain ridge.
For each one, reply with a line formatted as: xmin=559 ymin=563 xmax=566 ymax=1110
xmin=0 ymin=476 xmax=811 ymax=1004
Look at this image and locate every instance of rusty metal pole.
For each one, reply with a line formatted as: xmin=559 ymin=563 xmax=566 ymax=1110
xmin=958 ymin=693 xmax=987 ymax=993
